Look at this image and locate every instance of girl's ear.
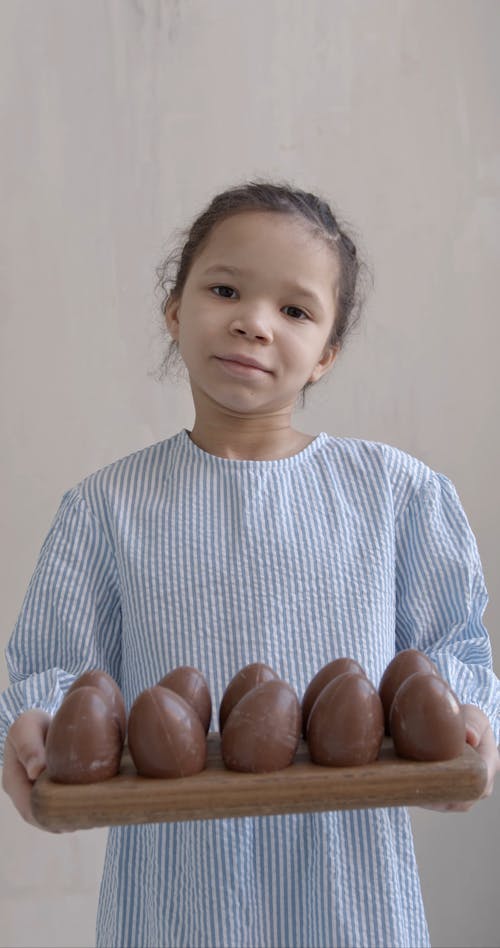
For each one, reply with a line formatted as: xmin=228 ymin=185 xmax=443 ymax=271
xmin=308 ymin=342 xmax=340 ymax=384
xmin=164 ymin=295 xmax=181 ymax=341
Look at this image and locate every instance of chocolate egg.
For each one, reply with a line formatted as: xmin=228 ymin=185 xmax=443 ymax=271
xmin=307 ymin=672 xmax=384 ymax=767
xmin=221 ymin=679 xmax=301 ymax=773
xmin=157 ymin=666 xmax=212 ymax=733
xmin=128 ymin=685 xmax=207 ymax=778
xmin=390 ymin=672 xmax=465 ymax=761
xmin=66 ymin=668 xmax=127 ymax=740
xmin=46 ymin=686 xmax=123 ymax=783
xmin=379 ymin=649 xmax=440 ymax=734
xmin=302 ymin=657 xmax=367 ymax=738
xmin=219 ymin=661 xmax=280 ymax=733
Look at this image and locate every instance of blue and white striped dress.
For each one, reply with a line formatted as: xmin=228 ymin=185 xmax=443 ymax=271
xmin=1 ymin=430 xmax=499 ymax=948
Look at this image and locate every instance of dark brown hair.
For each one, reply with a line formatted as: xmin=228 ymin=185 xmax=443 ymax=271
xmin=153 ymin=178 xmax=371 ymax=406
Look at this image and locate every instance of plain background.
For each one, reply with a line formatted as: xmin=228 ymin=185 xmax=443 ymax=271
xmin=1 ymin=1 xmax=499 ymax=946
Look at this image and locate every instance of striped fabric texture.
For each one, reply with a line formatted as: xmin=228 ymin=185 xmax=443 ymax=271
xmin=1 ymin=430 xmax=498 ymax=948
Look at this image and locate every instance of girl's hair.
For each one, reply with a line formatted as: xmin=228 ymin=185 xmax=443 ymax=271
xmin=153 ymin=178 xmax=372 ymax=406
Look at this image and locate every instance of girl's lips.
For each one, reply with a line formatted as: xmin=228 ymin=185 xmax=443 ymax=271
xmin=215 ymin=357 xmax=270 ymax=377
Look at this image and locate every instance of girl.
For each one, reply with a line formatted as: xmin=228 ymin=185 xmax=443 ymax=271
xmin=1 ymin=180 xmax=499 ymax=948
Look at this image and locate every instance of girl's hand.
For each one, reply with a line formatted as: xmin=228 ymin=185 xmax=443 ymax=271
xmin=422 ymin=704 xmax=500 ymax=813
xmin=1 ymin=709 xmax=56 ymax=830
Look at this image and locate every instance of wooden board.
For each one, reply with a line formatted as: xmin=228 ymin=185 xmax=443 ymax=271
xmin=31 ymin=735 xmax=487 ymax=832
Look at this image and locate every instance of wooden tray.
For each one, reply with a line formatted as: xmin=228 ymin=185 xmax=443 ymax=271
xmin=31 ymin=735 xmax=487 ymax=832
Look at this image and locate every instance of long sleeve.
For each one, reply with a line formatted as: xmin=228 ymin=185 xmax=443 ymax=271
xmin=0 ymin=486 xmax=122 ymax=763
xmin=395 ymin=470 xmax=499 ymax=743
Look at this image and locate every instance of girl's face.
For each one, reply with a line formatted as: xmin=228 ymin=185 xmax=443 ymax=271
xmin=165 ymin=211 xmax=340 ymax=419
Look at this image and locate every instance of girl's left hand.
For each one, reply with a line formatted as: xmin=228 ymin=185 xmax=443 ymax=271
xmin=422 ymin=704 xmax=500 ymax=812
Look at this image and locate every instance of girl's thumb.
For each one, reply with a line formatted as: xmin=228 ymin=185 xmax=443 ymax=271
xmin=12 ymin=710 xmax=51 ymax=780
xmin=24 ymin=753 xmax=46 ymax=781
xmin=466 ymin=724 xmax=481 ymax=748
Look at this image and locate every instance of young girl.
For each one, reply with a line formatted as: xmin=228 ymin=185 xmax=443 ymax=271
xmin=1 ymin=180 xmax=499 ymax=948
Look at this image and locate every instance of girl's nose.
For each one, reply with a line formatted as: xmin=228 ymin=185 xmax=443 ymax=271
xmin=229 ymin=307 xmax=273 ymax=343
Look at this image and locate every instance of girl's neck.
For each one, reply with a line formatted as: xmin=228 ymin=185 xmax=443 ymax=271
xmin=187 ymin=416 xmax=314 ymax=461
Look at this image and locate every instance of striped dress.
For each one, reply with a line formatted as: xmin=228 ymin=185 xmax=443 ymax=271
xmin=1 ymin=430 xmax=498 ymax=948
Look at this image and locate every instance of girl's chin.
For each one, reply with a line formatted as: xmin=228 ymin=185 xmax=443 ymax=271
xmin=189 ymin=380 xmax=298 ymax=418
xmin=196 ymin=396 xmax=289 ymax=419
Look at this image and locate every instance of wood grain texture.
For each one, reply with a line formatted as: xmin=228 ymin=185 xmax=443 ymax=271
xmin=31 ymin=735 xmax=488 ymax=832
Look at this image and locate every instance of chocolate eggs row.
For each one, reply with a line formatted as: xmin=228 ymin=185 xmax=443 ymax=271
xmin=45 ymin=651 xmax=467 ymax=785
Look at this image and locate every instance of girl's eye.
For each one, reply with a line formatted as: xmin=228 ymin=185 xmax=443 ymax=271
xmin=283 ymin=305 xmax=309 ymax=321
xmin=210 ymin=285 xmax=237 ymax=299
xmin=209 ymin=287 xmax=309 ymax=320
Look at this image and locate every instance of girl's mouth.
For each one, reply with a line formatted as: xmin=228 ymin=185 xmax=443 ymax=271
xmin=215 ymin=357 xmax=270 ymax=376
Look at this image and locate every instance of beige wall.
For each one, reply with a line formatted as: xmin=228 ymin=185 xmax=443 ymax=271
xmin=1 ymin=1 xmax=499 ymax=945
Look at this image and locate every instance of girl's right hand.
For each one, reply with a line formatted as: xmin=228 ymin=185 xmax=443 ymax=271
xmin=2 ymin=709 xmax=53 ymax=829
